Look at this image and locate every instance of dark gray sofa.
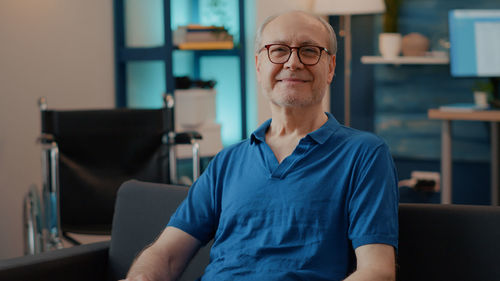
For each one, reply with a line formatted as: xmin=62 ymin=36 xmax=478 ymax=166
xmin=1 ymin=180 xmax=500 ymax=281
xmin=0 ymin=180 xmax=210 ymax=281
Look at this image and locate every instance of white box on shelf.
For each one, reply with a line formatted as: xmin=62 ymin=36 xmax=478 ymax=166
xmin=174 ymin=88 xmax=217 ymax=128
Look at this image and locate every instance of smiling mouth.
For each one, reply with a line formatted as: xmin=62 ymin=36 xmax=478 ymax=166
xmin=277 ymin=78 xmax=309 ymax=83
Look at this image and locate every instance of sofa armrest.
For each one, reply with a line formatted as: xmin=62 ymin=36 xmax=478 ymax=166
xmin=0 ymin=241 xmax=110 ymax=281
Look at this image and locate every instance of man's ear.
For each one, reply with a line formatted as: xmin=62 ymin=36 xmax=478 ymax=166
xmin=255 ymin=54 xmax=261 ymax=82
xmin=327 ymin=55 xmax=336 ymax=84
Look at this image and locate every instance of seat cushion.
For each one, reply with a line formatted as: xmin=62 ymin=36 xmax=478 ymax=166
xmin=398 ymin=203 xmax=500 ymax=281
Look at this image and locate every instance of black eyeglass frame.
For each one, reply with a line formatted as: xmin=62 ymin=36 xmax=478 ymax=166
xmin=260 ymin=44 xmax=332 ymax=66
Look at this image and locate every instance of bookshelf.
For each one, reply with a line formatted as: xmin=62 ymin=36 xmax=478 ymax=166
xmin=113 ymin=0 xmax=247 ymax=139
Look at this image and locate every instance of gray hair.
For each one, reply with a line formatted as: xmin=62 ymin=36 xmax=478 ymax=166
xmin=254 ymin=11 xmax=337 ymax=56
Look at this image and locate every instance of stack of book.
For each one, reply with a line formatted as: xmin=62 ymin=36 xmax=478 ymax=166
xmin=173 ymin=25 xmax=234 ymax=50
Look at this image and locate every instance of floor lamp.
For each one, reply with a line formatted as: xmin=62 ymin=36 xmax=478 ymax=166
xmin=313 ymin=0 xmax=385 ymax=127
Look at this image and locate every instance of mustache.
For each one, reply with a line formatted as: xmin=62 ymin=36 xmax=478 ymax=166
xmin=275 ymin=73 xmax=311 ymax=81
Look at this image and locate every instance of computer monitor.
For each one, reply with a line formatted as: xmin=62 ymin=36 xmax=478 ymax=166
xmin=449 ymin=9 xmax=500 ymax=77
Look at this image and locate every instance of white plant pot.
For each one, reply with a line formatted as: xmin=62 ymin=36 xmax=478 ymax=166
xmin=474 ymin=91 xmax=489 ymax=108
xmin=379 ymin=33 xmax=402 ymax=59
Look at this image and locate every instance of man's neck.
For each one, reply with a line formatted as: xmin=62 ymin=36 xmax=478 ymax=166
xmin=267 ymin=105 xmax=327 ymax=139
xmin=264 ymin=105 xmax=327 ymax=164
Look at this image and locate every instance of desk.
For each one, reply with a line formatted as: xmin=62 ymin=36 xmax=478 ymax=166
xmin=428 ymin=109 xmax=500 ymax=205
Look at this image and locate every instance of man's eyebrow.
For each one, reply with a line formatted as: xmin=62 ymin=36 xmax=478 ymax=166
xmin=268 ymin=40 xmax=323 ymax=46
xmin=300 ymin=40 xmax=322 ymax=46
xmin=267 ymin=40 xmax=288 ymax=45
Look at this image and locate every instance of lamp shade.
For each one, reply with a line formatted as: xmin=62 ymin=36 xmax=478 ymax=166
xmin=313 ymin=0 xmax=386 ymax=15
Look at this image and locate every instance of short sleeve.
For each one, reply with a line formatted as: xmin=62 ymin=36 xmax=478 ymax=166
xmin=347 ymin=143 xmax=399 ymax=250
xmin=167 ymin=159 xmax=219 ymax=245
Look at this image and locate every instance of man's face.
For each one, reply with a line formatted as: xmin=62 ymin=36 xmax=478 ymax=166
xmin=256 ymin=12 xmax=336 ymax=108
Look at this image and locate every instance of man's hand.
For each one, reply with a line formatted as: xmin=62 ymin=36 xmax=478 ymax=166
xmin=123 ymin=226 xmax=201 ymax=281
xmin=344 ymin=243 xmax=396 ymax=281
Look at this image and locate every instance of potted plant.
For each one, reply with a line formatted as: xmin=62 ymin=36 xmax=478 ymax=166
xmin=379 ymin=0 xmax=402 ymax=58
xmin=473 ymin=81 xmax=494 ymax=108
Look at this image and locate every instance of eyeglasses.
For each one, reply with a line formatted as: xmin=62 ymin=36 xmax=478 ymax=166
xmin=261 ymin=44 xmax=331 ymax=66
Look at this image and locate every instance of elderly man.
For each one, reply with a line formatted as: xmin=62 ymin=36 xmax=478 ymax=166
xmin=123 ymin=10 xmax=398 ymax=281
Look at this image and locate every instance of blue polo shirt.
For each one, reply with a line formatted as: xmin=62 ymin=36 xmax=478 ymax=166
xmin=168 ymin=113 xmax=399 ymax=281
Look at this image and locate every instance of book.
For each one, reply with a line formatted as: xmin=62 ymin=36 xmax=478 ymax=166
xmin=177 ymin=41 xmax=234 ymax=50
xmin=185 ymin=24 xmax=225 ymax=31
xmin=173 ymin=25 xmax=233 ymax=46
xmin=439 ymin=103 xmax=489 ymax=112
xmin=185 ymin=32 xmax=233 ymax=43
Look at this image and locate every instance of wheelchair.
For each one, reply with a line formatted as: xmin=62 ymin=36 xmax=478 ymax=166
xmin=23 ymin=94 xmax=202 ymax=254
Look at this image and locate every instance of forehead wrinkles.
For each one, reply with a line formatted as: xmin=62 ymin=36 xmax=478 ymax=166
xmin=261 ymin=14 xmax=329 ymax=47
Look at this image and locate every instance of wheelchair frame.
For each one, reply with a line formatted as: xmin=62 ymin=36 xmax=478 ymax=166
xmin=23 ymin=95 xmax=201 ymax=254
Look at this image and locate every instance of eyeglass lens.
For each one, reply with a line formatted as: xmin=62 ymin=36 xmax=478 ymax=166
xmin=268 ymin=44 xmax=322 ymax=65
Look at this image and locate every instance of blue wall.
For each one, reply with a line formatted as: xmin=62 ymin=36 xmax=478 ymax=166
xmin=375 ymin=0 xmax=499 ymax=162
xmin=341 ymin=0 xmax=500 ymax=204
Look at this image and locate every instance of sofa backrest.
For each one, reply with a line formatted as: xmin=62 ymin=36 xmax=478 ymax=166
xmin=106 ymin=180 xmax=210 ymax=281
xmin=107 ymin=181 xmax=500 ymax=281
xmin=398 ymin=203 xmax=500 ymax=281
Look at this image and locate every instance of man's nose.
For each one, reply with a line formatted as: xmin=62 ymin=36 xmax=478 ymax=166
xmin=284 ymin=49 xmax=304 ymax=69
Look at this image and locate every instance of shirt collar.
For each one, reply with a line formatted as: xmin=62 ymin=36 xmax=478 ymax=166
xmin=250 ymin=112 xmax=340 ymax=145
xmin=307 ymin=112 xmax=340 ymax=144
xmin=250 ymin=118 xmax=271 ymax=144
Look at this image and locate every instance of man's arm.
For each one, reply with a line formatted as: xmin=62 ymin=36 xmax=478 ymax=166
xmin=344 ymin=244 xmax=396 ymax=281
xmin=121 ymin=226 xmax=201 ymax=281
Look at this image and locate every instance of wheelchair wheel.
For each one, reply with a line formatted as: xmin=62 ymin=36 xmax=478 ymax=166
xmin=23 ymin=184 xmax=44 ymax=255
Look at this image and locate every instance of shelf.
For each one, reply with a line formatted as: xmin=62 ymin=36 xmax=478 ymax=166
xmin=428 ymin=108 xmax=500 ymax=122
xmin=192 ymin=49 xmax=241 ymax=56
xmin=361 ymin=55 xmax=449 ymax=65
xmin=114 ymin=0 xmax=248 ymax=139
xmin=118 ymin=47 xmax=167 ymax=61
xmin=118 ymin=47 xmax=241 ymax=61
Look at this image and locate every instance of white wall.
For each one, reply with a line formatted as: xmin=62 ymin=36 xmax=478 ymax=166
xmin=0 ymin=0 xmax=114 ymax=259
xmin=0 ymin=0 xmax=333 ymax=260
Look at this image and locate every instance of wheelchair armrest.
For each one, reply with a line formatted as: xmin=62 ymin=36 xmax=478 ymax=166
xmin=37 ymin=133 xmax=55 ymax=144
xmin=174 ymin=131 xmax=202 ymax=144
xmin=0 ymin=241 xmax=110 ymax=281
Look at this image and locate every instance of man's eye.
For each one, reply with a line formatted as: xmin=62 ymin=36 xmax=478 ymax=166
xmin=271 ymin=47 xmax=288 ymax=53
xmin=302 ymin=47 xmax=319 ymax=55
